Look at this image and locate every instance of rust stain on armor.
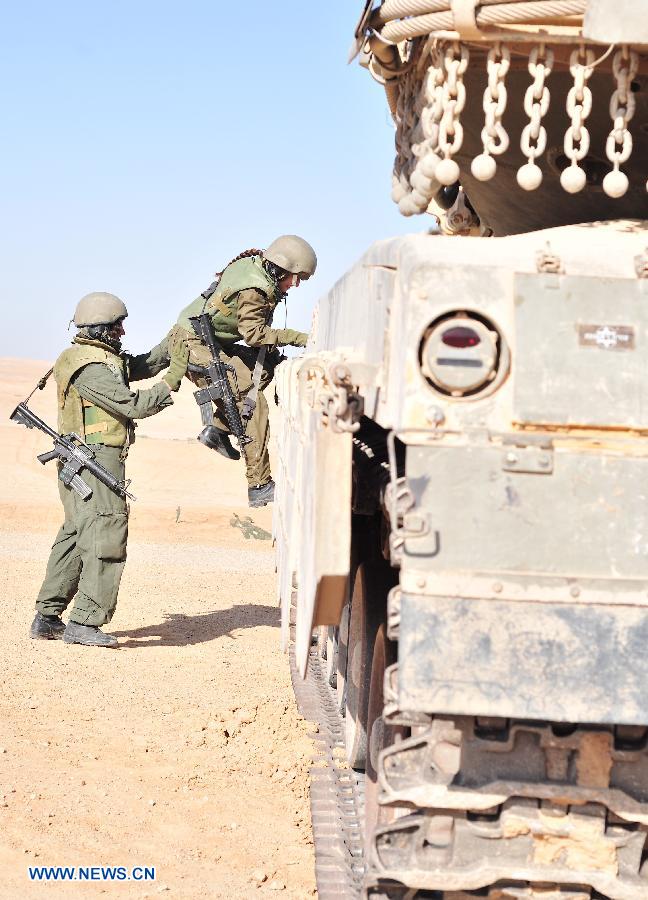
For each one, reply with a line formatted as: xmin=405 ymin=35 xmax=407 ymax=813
xmin=501 ymin=817 xmax=533 ymax=839
xmin=533 ymin=831 xmax=618 ymax=874
xmin=576 ymin=732 xmax=613 ymax=789
xmin=502 ymin=812 xmax=618 ymax=875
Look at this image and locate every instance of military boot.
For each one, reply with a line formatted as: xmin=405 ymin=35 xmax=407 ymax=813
xmin=63 ymin=622 xmax=118 ymax=648
xmin=248 ymin=480 xmax=275 ymax=508
xmin=30 ymin=611 xmax=66 ymax=640
xmin=197 ymin=426 xmax=240 ymax=460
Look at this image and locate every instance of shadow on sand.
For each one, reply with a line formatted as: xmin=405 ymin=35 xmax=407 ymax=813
xmin=111 ymin=603 xmax=279 ymax=648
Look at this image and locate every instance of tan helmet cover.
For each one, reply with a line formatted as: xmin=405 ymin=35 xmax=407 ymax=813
xmin=73 ymin=292 xmax=128 ymax=327
xmin=264 ymin=235 xmax=317 ymax=278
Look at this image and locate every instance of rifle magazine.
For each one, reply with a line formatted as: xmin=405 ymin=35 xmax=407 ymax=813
xmin=69 ymin=473 xmax=93 ymax=500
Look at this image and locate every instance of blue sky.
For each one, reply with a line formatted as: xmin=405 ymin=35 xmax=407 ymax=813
xmin=1 ymin=1 xmax=422 ymax=359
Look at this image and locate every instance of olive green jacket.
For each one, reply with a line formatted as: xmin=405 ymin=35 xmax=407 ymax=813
xmin=177 ymin=255 xmax=307 ymax=349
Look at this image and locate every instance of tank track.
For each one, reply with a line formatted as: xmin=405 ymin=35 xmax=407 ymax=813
xmin=290 ymin=586 xmax=648 ymax=899
xmin=290 ymin=640 xmax=366 ymax=899
xmin=364 ymin=669 xmax=648 ymax=900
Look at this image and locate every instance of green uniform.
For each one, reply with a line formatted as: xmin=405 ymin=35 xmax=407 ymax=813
xmin=35 ymin=337 xmax=173 ymax=627
xmin=176 ymin=255 xmax=308 ymax=486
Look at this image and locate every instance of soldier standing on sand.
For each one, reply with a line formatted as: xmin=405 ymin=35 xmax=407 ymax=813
xmin=174 ymin=235 xmax=317 ymax=508
xmin=30 ymin=292 xmax=188 ymax=648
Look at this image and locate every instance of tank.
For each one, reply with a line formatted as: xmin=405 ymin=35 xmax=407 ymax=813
xmin=274 ymin=3 xmax=648 ymax=897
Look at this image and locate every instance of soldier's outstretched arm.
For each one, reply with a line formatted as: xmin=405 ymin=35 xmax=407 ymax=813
xmin=237 ymin=289 xmax=308 ymax=348
xmin=128 ymin=335 xmax=172 ymax=382
xmin=128 ymin=326 xmax=189 ymax=390
xmin=72 ymin=362 xmax=175 ymax=421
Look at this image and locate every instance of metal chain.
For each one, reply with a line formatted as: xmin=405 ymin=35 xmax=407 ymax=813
xmin=421 ymin=46 xmax=445 ymax=155
xmin=436 ymin=41 xmax=469 ymax=186
xmin=386 ymin=33 xmax=644 ymax=217
xmin=392 ymin=68 xmax=418 ymax=204
xmin=517 ymin=44 xmax=554 ymax=191
xmin=394 ymin=54 xmax=444 ymax=215
xmin=392 ymin=41 xmax=471 ymax=214
xmin=560 ymin=46 xmax=595 ymax=194
xmin=603 ymin=46 xmax=640 ymax=198
xmin=392 ymin=74 xmax=409 ymax=188
xmin=405 ymin=79 xmax=436 ymax=214
xmin=404 ymin=47 xmax=446 ymax=214
xmin=471 ymin=42 xmax=510 ymax=182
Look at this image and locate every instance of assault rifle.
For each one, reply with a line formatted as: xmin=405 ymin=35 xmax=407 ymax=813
xmin=189 ymin=313 xmax=252 ymax=462
xmin=10 ymin=402 xmax=136 ymax=501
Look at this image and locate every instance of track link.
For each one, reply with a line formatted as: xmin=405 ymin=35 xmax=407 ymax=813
xmin=291 ymin=641 xmax=366 ymax=899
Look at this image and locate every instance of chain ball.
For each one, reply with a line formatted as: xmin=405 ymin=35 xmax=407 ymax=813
xmin=420 ymin=153 xmax=440 ymax=179
xmin=602 ymin=169 xmax=629 ymax=198
xmin=391 ymin=175 xmax=406 ymax=203
xmin=560 ymin=165 xmax=586 ymax=194
xmin=398 ymin=198 xmax=416 ymax=217
xmin=410 ymin=169 xmax=434 ymax=194
xmin=517 ymin=162 xmax=543 ymax=191
xmin=435 ymin=157 xmax=460 ymax=186
xmin=411 ymin=189 xmax=430 ymax=210
xmin=471 ymin=153 xmax=497 ymax=182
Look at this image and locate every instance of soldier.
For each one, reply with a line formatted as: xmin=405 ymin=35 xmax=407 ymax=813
xmin=30 ymin=292 xmax=188 ymax=647
xmin=175 ymin=235 xmax=317 ymax=507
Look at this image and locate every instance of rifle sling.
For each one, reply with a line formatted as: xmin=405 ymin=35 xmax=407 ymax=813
xmin=242 ymin=347 xmax=267 ymax=421
xmin=25 ymin=366 xmax=54 ymax=403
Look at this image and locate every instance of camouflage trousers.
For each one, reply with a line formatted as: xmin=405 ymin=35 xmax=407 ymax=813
xmin=187 ymin=337 xmax=275 ymax=487
xmin=36 ymin=446 xmax=129 ymax=627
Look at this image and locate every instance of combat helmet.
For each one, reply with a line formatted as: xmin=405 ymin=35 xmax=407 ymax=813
xmin=73 ymin=292 xmax=128 ymax=327
xmin=264 ymin=235 xmax=317 ymax=279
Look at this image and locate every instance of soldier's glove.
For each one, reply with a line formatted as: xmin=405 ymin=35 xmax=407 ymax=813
xmin=163 ymin=329 xmax=190 ymax=392
xmin=283 ymin=330 xmax=308 ymax=348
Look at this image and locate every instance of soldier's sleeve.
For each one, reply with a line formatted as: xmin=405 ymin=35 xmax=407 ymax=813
xmin=237 ymin=289 xmax=308 ymax=348
xmin=128 ymin=334 xmax=171 ymax=381
xmin=72 ymin=363 xmax=173 ymax=420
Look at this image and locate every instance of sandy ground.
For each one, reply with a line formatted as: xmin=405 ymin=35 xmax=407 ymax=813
xmin=0 ymin=358 xmax=316 ymax=899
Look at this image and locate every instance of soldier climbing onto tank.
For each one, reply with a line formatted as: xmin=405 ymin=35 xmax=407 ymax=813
xmin=30 ymin=292 xmax=188 ymax=647
xmin=174 ymin=235 xmax=317 ymax=508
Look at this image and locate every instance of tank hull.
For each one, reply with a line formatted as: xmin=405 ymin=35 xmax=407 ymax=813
xmin=275 ymin=221 xmax=648 ymax=897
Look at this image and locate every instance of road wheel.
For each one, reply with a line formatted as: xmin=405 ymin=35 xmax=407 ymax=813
xmin=344 ymin=551 xmax=395 ymax=770
xmin=336 ymin=602 xmax=350 ymax=715
xmin=325 ymin=626 xmax=338 ymax=688
xmin=344 ymin=562 xmax=373 ymax=769
xmin=364 ymin=623 xmax=401 ymax=845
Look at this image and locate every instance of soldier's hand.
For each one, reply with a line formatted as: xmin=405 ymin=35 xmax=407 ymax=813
xmin=163 ymin=328 xmax=190 ymax=392
xmin=290 ymin=331 xmax=308 ymax=348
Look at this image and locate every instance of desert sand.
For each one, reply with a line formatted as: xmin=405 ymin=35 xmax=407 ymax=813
xmin=0 ymin=357 xmax=316 ymax=899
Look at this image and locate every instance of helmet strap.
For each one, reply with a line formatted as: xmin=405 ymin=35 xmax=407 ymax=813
xmin=77 ymin=325 xmax=122 ymax=352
